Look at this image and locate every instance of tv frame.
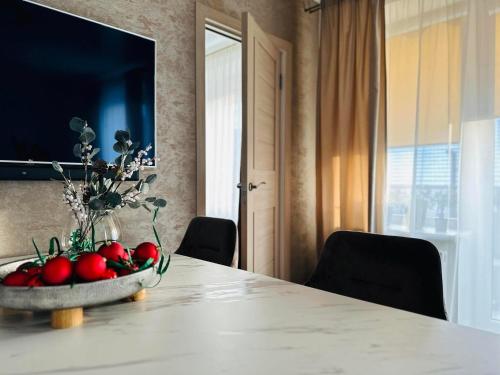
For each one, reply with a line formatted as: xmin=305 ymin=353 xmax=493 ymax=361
xmin=0 ymin=0 xmax=157 ymax=179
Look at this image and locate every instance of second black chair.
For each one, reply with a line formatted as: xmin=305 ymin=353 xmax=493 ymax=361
xmin=306 ymin=231 xmax=447 ymax=320
xmin=176 ymin=216 xmax=237 ymax=267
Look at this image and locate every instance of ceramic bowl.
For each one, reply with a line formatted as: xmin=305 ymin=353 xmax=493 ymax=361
xmin=0 ymin=257 xmax=157 ymax=310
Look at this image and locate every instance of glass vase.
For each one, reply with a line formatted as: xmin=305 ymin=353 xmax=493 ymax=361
xmin=61 ymin=209 xmax=121 ymax=252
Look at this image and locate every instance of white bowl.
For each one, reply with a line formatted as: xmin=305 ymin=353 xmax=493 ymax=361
xmin=0 ymin=257 xmax=157 ymax=310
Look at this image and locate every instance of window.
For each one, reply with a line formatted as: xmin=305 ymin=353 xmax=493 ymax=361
xmin=386 ymin=143 xmax=459 ymax=235
xmin=385 ymin=0 xmax=500 ymax=333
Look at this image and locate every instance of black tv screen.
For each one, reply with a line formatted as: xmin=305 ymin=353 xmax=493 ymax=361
xmin=0 ymin=0 xmax=155 ymax=174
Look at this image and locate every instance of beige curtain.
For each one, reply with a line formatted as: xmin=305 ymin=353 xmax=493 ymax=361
xmin=384 ymin=0 xmax=500 ymax=332
xmin=316 ymin=0 xmax=387 ymax=248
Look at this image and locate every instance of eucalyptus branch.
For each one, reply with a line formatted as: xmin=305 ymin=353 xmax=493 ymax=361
xmin=50 ymin=117 xmax=164 ymax=254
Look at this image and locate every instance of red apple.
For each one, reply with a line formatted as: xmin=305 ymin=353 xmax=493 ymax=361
xmin=42 ymin=256 xmax=73 ymax=285
xmin=133 ymin=242 xmax=160 ymax=264
xmin=98 ymin=242 xmax=129 ymax=262
xmin=25 ymin=266 xmax=42 ymax=276
xmin=118 ymin=265 xmax=139 ymax=276
xmin=101 ymin=268 xmax=117 ymax=280
xmin=75 ymin=253 xmax=106 ymax=282
xmin=26 ymin=274 xmax=44 ymax=287
xmin=2 ymin=271 xmax=30 ymax=286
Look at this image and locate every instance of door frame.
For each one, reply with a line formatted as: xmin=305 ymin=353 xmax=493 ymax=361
xmin=195 ymin=2 xmax=292 ymax=280
xmin=195 ymin=2 xmax=241 ymax=218
xmin=268 ymin=35 xmax=292 ymax=281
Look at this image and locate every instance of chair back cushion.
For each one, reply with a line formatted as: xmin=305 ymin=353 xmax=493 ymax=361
xmin=176 ymin=217 xmax=237 ymax=266
xmin=306 ymin=231 xmax=447 ymax=320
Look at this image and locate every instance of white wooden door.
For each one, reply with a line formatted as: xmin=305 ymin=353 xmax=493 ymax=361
xmin=240 ymin=12 xmax=281 ymax=277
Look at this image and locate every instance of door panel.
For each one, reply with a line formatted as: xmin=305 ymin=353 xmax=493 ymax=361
xmin=253 ymin=207 xmax=275 ymax=274
xmin=241 ymin=12 xmax=280 ymax=276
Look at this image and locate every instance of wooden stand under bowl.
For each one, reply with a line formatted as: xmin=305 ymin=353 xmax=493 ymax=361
xmin=51 ymin=307 xmax=84 ymax=329
xmin=48 ymin=289 xmax=146 ymax=329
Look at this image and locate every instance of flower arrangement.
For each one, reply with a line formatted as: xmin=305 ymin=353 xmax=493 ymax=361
xmin=54 ymin=117 xmax=166 ymax=251
xmin=1 ymin=117 xmax=170 ymax=287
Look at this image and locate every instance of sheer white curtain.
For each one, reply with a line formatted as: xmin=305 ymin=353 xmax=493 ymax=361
xmin=385 ymin=0 xmax=500 ymax=333
xmin=205 ymin=42 xmax=242 ymax=225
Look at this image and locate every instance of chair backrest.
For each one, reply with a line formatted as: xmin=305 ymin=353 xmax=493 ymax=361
xmin=306 ymin=231 xmax=447 ymax=320
xmin=176 ymin=216 xmax=237 ymax=266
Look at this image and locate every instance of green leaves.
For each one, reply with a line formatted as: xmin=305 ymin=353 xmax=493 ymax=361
xmin=153 ymin=225 xmax=161 ymax=248
xmin=113 ymin=130 xmax=134 ymax=157
xmin=92 ymin=159 xmax=108 ymax=176
xmin=66 ymin=228 xmax=94 ymax=256
xmin=113 ymin=142 xmax=128 ymax=154
xmin=106 ymin=259 xmax=129 ymax=270
xmin=73 ymin=144 xmax=82 ymax=158
xmin=69 ymin=118 xmax=96 ymax=161
xmin=104 ymin=178 xmax=113 ymax=191
xmin=69 ymin=117 xmax=86 ymax=133
xmin=91 ymin=223 xmax=96 ymax=252
xmin=79 ymin=127 xmax=96 ymax=144
xmin=145 ymin=197 xmax=156 ymax=203
xmin=104 ymin=192 xmax=122 ymax=207
xmin=132 ymin=179 xmax=150 ymax=195
xmin=138 ymin=257 xmax=154 ymax=271
xmin=89 ymin=197 xmax=105 ymax=210
xmin=135 ymin=179 xmax=144 ymax=192
xmin=32 ymin=238 xmax=45 ymax=265
xmin=129 ymin=201 xmax=141 ymax=209
xmin=48 ymin=237 xmax=61 ymax=256
xmin=151 ymin=208 xmax=170 ymax=276
xmin=75 ymin=143 xmax=99 ymax=161
xmin=88 ymin=147 xmax=100 ymax=159
xmin=88 ymin=192 xmax=122 ymax=210
xmin=157 ymin=253 xmax=171 ymax=276
xmin=114 ymin=130 xmax=130 ymax=143
xmin=52 ymin=161 xmax=63 ymax=173
xmin=153 ymin=198 xmax=167 ymax=208
xmin=145 ymin=174 xmax=157 ymax=184
xmin=140 ymin=183 xmax=149 ymax=194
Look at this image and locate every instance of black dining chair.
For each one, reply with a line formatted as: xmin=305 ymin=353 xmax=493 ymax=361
xmin=306 ymin=231 xmax=447 ymax=320
xmin=176 ymin=216 xmax=237 ymax=267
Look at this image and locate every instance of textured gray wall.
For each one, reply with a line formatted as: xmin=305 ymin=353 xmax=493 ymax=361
xmin=1 ymin=0 xmax=318 ymax=283
xmin=291 ymin=7 xmax=319 ymax=283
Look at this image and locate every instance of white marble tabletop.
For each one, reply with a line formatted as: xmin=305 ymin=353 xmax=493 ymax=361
xmin=1 ymin=254 xmax=499 ymax=375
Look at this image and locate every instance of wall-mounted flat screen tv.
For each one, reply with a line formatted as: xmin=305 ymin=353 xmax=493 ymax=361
xmin=0 ymin=0 xmax=155 ymax=179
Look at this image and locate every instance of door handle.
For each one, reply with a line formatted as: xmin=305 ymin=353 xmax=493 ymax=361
xmin=248 ymin=181 xmax=266 ymax=191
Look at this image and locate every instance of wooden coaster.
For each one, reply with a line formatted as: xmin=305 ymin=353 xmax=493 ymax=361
xmin=129 ymin=289 xmax=146 ymax=302
xmin=51 ymin=307 xmax=83 ymax=329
